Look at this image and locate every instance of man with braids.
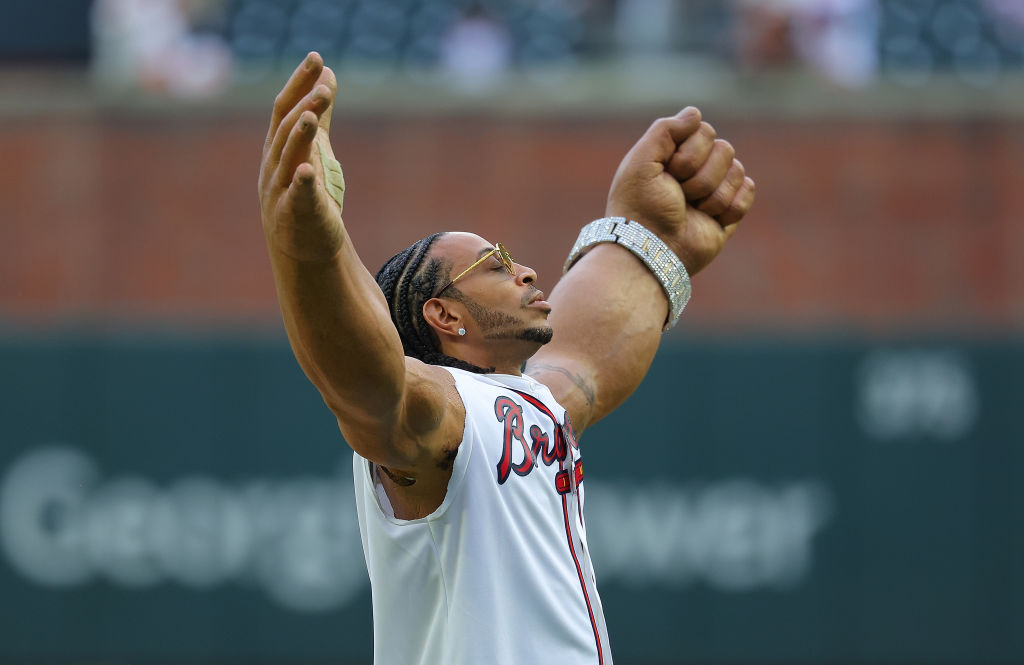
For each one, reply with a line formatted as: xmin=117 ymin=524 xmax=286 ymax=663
xmin=259 ymin=52 xmax=755 ymax=665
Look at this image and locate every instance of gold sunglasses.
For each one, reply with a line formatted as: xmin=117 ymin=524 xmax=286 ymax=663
xmin=434 ymin=243 xmax=516 ymax=297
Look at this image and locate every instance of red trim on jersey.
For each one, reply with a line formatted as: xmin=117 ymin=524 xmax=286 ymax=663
xmin=561 ymin=467 xmax=604 ymax=664
xmin=511 ymin=389 xmax=556 ymax=422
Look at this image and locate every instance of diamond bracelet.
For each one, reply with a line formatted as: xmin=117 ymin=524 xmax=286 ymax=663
xmin=563 ymin=217 xmax=691 ymax=331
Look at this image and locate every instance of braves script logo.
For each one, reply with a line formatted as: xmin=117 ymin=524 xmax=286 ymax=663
xmin=493 ymin=395 xmax=580 ymax=488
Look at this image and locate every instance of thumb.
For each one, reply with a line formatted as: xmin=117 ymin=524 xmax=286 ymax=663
xmin=630 ymin=107 xmax=703 ymax=166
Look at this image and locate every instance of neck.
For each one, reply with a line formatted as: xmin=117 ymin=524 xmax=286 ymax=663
xmin=441 ymin=340 xmax=537 ymax=376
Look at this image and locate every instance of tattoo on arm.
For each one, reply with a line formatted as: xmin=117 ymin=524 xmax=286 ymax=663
xmin=525 ymin=362 xmax=596 ymax=408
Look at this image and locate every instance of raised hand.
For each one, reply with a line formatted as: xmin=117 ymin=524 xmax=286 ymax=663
xmin=605 ymin=107 xmax=755 ymax=275
xmin=258 ymin=52 xmax=343 ymax=263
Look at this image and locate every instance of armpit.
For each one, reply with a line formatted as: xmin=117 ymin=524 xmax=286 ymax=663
xmin=379 ymin=465 xmax=416 ymax=486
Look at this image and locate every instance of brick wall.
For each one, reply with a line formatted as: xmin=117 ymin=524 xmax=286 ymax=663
xmin=2 ymin=111 xmax=1021 ymax=333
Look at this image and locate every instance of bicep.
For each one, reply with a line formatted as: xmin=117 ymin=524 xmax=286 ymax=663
xmin=527 ymin=244 xmax=666 ymax=433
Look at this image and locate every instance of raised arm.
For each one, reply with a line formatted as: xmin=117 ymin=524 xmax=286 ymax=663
xmin=258 ymin=53 xmax=454 ymax=468
xmin=526 ymin=109 xmax=755 ymax=433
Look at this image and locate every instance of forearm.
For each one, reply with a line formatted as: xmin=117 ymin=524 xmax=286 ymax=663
xmin=258 ymin=54 xmax=420 ymax=446
xmin=267 ymin=232 xmax=406 ymax=425
xmin=527 ymin=242 xmax=666 ymax=432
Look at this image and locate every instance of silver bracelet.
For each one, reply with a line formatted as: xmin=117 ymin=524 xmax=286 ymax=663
xmin=563 ymin=217 xmax=691 ymax=331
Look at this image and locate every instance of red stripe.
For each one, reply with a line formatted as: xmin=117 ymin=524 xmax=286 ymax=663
xmin=511 ymin=389 xmax=557 ymax=422
xmin=562 ymin=484 xmax=604 ymax=663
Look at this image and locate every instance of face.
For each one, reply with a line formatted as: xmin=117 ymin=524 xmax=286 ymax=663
xmin=430 ymin=233 xmax=553 ymax=346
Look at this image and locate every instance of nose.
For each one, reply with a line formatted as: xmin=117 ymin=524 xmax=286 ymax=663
xmin=515 ymin=262 xmax=537 ymax=285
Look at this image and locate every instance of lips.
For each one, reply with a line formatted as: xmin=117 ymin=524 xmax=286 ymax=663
xmin=526 ymin=290 xmax=551 ymax=311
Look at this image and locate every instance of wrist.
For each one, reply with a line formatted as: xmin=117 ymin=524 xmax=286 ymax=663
xmin=564 ymin=217 xmax=691 ymax=330
xmin=604 ymin=206 xmax=692 ymax=271
xmin=266 ymin=216 xmax=346 ymax=264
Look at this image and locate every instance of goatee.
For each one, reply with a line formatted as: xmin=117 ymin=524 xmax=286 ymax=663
xmin=518 ymin=326 xmax=554 ymax=344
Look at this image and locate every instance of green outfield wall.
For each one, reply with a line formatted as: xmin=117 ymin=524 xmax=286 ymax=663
xmin=0 ymin=334 xmax=1021 ymax=664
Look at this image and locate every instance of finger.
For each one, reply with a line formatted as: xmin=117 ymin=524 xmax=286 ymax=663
xmin=716 ymin=176 xmax=757 ymax=228
xmin=276 ymin=110 xmax=319 ymax=190
xmin=680 ymin=139 xmax=735 ymax=200
xmin=695 ymin=158 xmax=746 ymax=218
xmin=260 ymin=54 xmax=323 ymax=194
xmin=316 ymin=66 xmax=338 ymax=134
xmin=266 ymin=81 xmax=333 ymax=187
xmin=629 ymin=107 xmax=703 ymax=166
xmin=266 ymin=52 xmax=323 ymax=150
xmin=666 ymin=121 xmax=716 ymax=181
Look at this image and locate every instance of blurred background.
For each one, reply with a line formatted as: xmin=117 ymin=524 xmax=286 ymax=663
xmin=1 ymin=0 xmax=1022 ymax=663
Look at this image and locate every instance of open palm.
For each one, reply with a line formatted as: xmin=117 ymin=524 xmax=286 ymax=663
xmin=258 ymin=54 xmax=344 ymax=263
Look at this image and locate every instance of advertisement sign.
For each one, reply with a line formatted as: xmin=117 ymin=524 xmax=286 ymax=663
xmin=1 ymin=335 xmax=1020 ymax=663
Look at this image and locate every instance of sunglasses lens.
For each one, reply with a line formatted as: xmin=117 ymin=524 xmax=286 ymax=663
xmin=497 ymin=244 xmax=515 ymax=274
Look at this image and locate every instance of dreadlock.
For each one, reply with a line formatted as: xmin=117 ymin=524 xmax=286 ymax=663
xmin=375 ymin=233 xmax=493 ymax=374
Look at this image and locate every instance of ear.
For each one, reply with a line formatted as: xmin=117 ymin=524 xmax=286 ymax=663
xmin=423 ymin=298 xmax=464 ymax=339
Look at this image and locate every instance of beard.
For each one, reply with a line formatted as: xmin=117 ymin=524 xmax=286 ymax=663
xmin=517 ymin=326 xmax=554 ymax=344
xmin=456 ymin=292 xmax=553 ymax=345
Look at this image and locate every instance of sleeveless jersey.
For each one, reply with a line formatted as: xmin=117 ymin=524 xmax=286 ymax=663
xmin=353 ymin=366 xmax=613 ymax=665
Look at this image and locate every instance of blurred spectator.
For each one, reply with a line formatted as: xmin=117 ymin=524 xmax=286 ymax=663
xmin=982 ymin=0 xmax=1024 ymax=27
xmin=982 ymin=0 xmax=1024 ymax=54
xmin=734 ymin=0 xmax=880 ymax=87
xmin=734 ymin=0 xmax=799 ymax=70
xmin=91 ymin=0 xmax=233 ymax=98
xmin=439 ymin=4 xmax=512 ymax=92
xmin=792 ymin=0 xmax=880 ymax=87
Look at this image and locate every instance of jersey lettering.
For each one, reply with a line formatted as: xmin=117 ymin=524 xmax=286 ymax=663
xmin=494 ymin=395 xmax=566 ymax=485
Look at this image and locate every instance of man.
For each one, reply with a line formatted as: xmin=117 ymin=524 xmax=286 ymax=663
xmin=259 ymin=52 xmax=754 ymax=665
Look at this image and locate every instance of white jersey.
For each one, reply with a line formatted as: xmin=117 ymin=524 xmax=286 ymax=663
xmin=353 ymin=366 xmax=613 ymax=665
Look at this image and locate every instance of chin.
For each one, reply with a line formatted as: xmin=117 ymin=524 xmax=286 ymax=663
xmin=519 ymin=326 xmax=554 ymax=345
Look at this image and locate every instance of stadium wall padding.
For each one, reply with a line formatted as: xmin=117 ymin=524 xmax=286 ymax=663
xmin=0 ymin=334 xmax=1020 ymax=664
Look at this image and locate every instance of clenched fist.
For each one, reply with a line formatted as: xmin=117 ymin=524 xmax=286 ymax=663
xmin=606 ymin=108 xmax=756 ymax=275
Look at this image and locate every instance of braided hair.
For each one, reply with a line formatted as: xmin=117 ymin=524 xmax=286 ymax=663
xmin=375 ymin=233 xmax=493 ymax=374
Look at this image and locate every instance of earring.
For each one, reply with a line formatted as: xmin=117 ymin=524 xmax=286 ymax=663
xmin=458 ymin=328 xmax=466 ymax=336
